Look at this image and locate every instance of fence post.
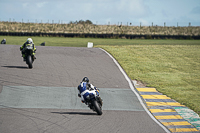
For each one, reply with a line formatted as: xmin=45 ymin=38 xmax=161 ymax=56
xmin=164 ymin=22 xmax=166 ymax=27
xmin=177 ymin=22 xmax=178 ymax=27
xmin=152 ymin=22 xmax=153 ymax=27
xmin=189 ymin=22 xmax=191 ymax=27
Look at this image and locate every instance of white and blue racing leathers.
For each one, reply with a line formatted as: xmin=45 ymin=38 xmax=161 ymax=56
xmin=78 ymin=82 xmax=97 ymax=103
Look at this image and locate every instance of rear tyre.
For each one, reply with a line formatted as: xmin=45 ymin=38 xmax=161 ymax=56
xmin=27 ymin=55 xmax=33 ymax=69
xmin=92 ymin=100 xmax=102 ymax=115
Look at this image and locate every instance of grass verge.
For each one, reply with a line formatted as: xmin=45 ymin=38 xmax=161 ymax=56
xmin=97 ymin=45 xmax=200 ymax=115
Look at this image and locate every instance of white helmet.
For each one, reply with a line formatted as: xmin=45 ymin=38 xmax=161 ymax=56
xmin=27 ymin=38 xmax=33 ymax=44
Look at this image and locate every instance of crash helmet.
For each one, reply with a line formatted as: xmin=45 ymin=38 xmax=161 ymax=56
xmin=82 ymin=77 xmax=89 ymax=83
xmin=27 ymin=38 xmax=33 ymax=44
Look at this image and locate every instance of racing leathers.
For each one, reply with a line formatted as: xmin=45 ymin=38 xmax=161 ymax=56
xmin=77 ymin=82 xmax=99 ymax=104
xmin=20 ymin=42 xmax=36 ymax=60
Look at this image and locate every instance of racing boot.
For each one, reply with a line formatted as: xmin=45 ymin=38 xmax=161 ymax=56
xmin=23 ymin=54 xmax=26 ymax=61
xmin=33 ymin=55 xmax=36 ymax=59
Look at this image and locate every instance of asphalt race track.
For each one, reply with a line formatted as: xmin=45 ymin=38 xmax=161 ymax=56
xmin=0 ymin=45 xmax=167 ymax=133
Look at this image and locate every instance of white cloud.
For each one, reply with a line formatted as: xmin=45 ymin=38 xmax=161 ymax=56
xmin=116 ymin=0 xmax=150 ymax=17
xmin=36 ymin=2 xmax=48 ymax=8
xmin=22 ymin=3 xmax=28 ymax=8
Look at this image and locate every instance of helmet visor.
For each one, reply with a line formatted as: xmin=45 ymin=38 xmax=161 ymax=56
xmin=27 ymin=41 xmax=32 ymax=44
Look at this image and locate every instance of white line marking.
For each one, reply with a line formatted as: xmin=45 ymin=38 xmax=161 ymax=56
xmin=99 ymin=48 xmax=170 ymax=133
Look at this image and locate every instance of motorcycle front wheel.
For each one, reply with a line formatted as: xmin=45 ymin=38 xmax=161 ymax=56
xmin=27 ymin=55 xmax=33 ymax=69
xmin=92 ymin=100 xmax=102 ymax=115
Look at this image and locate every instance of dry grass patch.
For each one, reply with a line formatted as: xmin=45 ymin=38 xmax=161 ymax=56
xmin=1 ymin=22 xmax=200 ymax=36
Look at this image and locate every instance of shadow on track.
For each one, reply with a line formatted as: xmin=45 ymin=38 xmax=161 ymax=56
xmin=51 ymin=112 xmax=97 ymax=116
xmin=2 ymin=66 xmax=28 ymax=69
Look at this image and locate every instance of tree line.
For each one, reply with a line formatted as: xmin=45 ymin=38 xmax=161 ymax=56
xmin=69 ymin=20 xmax=93 ymax=25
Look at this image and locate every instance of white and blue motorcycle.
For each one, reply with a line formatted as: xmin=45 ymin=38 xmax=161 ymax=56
xmin=87 ymin=88 xmax=103 ymax=115
xmin=78 ymin=84 xmax=103 ymax=115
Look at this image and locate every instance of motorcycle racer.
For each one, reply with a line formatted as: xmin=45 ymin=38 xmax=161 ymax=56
xmin=77 ymin=77 xmax=100 ymax=104
xmin=1 ymin=38 xmax=6 ymax=44
xmin=20 ymin=38 xmax=36 ymax=61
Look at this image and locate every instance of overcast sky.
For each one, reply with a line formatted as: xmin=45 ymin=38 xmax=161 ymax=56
xmin=0 ymin=0 xmax=200 ymax=26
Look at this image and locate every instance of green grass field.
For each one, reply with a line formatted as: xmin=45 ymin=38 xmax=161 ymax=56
xmin=1 ymin=36 xmax=200 ymax=46
xmin=1 ymin=36 xmax=200 ymax=115
xmin=98 ymin=45 xmax=200 ymax=115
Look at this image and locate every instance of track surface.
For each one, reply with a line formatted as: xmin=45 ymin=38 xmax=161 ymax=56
xmin=0 ymin=45 xmax=166 ymax=133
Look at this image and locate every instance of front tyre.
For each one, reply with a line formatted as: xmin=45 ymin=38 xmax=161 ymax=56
xmin=92 ymin=100 xmax=102 ymax=115
xmin=27 ymin=55 xmax=33 ymax=69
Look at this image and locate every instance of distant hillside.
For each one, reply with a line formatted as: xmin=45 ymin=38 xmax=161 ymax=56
xmin=0 ymin=21 xmax=200 ymax=36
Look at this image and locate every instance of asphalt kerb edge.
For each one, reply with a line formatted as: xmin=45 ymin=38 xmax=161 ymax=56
xmin=133 ymin=82 xmax=200 ymax=132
